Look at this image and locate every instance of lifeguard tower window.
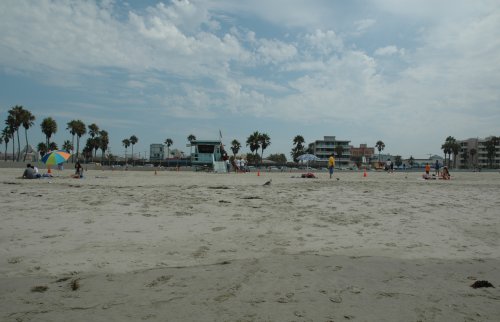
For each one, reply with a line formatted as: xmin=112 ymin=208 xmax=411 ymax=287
xmin=197 ymin=145 xmax=215 ymax=153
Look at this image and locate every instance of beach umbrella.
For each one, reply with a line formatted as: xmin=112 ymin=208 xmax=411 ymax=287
xmin=297 ymin=154 xmax=320 ymax=162
xmin=297 ymin=154 xmax=320 ymax=169
xmin=41 ymin=150 xmax=71 ymax=166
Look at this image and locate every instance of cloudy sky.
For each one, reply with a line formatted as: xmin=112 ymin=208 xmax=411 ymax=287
xmin=1 ymin=0 xmax=499 ymax=159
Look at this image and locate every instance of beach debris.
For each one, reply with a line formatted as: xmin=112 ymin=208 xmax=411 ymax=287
xmin=218 ymin=200 xmax=231 ymax=203
xmin=31 ymin=285 xmax=48 ymax=292
xmin=70 ymin=279 xmax=80 ymax=291
xmin=329 ymin=295 xmax=343 ymax=303
xmin=7 ymin=257 xmax=22 ymax=264
xmin=470 ymin=280 xmax=494 ymax=288
xmin=263 ymin=179 xmax=272 ymax=186
xmin=208 ymin=185 xmax=231 ymax=189
xmin=240 ymin=196 xmax=262 ymax=199
xmin=55 ymin=277 xmax=71 ymax=283
xmin=146 ymin=275 xmax=173 ymax=287
xmin=218 ymin=260 xmax=231 ymax=265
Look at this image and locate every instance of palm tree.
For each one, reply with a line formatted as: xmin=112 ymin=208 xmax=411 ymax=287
xmin=99 ymin=130 xmax=109 ymax=164
xmin=469 ymin=148 xmax=477 ymax=168
xmin=408 ymin=156 xmax=415 ymax=168
xmin=246 ymin=131 xmax=260 ymax=164
xmin=451 ymin=142 xmax=460 ymax=169
xmin=1 ymin=127 xmax=11 ymax=161
xmin=49 ymin=142 xmax=58 ymax=151
xmin=187 ymin=134 xmax=196 ymax=143
xmin=291 ymin=135 xmax=305 ymax=162
xmin=442 ymin=136 xmax=456 ymax=167
xmin=88 ymin=123 xmax=99 ymax=160
xmin=130 ymin=135 xmax=138 ymax=165
xmin=41 ymin=117 xmax=57 ymax=148
xmin=230 ymin=139 xmax=241 ymax=158
xmin=485 ymin=136 xmax=499 ymax=168
xmin=375 ymin=140 xmax=385 ymax=163
xmin=74 ymin=120 xmax=86 ymax=162
xmin=7 ymin=105 xmax=25 ymax=161
xmin=187 ymin=134 xmax=196 ymax=157
xmin=62 ymin=140 xmax=73 ymax=153
xmin=20 ymin=109 xmax=35 ymax=162
xmin=122 ymin=139 xmax=130 ymax=163
xmin=5 ymin=114 xmax=17 ymax=162
xmin=164 ymin=138 xmax=173 ymax=165
xmin=67 ymin=120 xmax=78 ymax=162
xmin=334 ymin=145 xmax=344 ymax=159
xmin=258 ymin=133 xmax=271 ymax=167
xmin=37 ymin=142 xmax=48 ymax=158
xmin=88 ymin=123 xmax=99 ymax=138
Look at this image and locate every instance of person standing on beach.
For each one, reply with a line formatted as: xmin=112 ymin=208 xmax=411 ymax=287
xmin=425 ymin=163 xmax=431 ymax=175
xmin=328 ymin=154 xmax=335 ymax=179
xmin=435 ymin=160 xmax=440 ymax=176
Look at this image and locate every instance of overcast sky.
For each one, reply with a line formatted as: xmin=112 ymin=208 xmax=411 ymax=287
xmin=1 ymin=0 xmax=499 ymax=160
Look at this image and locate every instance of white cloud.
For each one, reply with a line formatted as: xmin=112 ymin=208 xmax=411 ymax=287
xmin=257 ymin=39 xmax=297 ymax=64
xmin=354 ymin=18 xmax=376 ymax=34
xmin=374 ymin=45 xmax=405 ymax=56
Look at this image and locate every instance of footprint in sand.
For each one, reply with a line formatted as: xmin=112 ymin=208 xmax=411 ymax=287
xmin=192 ymin=246 xmax=210 ymax=258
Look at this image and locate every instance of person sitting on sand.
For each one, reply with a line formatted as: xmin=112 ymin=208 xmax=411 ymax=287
xmin=440 ymin=166 xmax=451 ymax=180
xmin=31 ymin=165 xmax=41 ymax=178
xmin=75 ymin=161 xmax=83 ymax=177
xmin=22 ymin=164 xmax=36 ymax=179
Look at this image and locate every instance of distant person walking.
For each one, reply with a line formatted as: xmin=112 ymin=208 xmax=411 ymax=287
xmin=328 ymin=154 xmax=335 ymax=179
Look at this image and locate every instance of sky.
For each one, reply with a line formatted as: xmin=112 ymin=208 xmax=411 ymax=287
xmin=1 ymin=0 xmax=499 ymax=160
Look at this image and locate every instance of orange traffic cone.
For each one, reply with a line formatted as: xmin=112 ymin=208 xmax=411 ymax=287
xmin=47 ymin=167 xmax=52 ymax=174
xmin=257 ymin=170 xmax=260 ymax=176
xmin=363 ymin=167 xmax=367 ymax=177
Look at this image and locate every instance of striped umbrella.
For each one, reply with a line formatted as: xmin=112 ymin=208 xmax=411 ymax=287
xmin=41 ymin=150 xmax=71 ymax=166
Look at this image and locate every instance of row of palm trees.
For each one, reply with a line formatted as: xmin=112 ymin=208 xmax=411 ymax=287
xmin=1 ymin=105 xmax=110 ymax=163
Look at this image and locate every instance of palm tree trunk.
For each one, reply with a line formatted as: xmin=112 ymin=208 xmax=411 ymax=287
xmin=17 ymin=130 xmax=21 ymax=161
xmin=23 ymin=128 xmax=29 ymax=162
xmin=71 ymin=134 xmax=75 ymax=163
xmin=76 ymin=137 xmax=80 ymax=162
xmin=12 ymin=136 xmax=15 ymax=163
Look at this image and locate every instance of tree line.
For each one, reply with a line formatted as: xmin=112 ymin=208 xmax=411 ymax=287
xmin=1 ymin=105 xmax=111 ymax=163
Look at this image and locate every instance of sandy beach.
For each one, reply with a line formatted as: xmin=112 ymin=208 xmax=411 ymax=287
xmin=0 ymin=168 xmax=499 ymax=321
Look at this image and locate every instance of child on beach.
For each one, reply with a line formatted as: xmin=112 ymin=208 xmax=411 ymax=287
xmin=440 ymin=166 xmax=451 ymax=180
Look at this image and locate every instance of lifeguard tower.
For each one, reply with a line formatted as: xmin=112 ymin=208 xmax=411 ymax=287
xmin=189 ymin=139 xmax=227 ymax=172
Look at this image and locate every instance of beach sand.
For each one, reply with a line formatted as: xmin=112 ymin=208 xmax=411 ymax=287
xmin=0 ymin=168 xmax=499 ymax=321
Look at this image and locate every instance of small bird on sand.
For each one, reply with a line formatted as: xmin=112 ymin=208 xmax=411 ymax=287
xmin=263 ymin=179 xmax=272 ymax=186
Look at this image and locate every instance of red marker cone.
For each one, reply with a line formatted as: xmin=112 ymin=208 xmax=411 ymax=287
xmin=257 ymin=170 xmax=260 ymax=176
xmin=363 ymin=167 xmax=367 ymax=177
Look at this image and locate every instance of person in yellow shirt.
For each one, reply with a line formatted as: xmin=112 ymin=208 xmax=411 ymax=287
xmin=328 ymin=154 xmax=335 ymax=179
